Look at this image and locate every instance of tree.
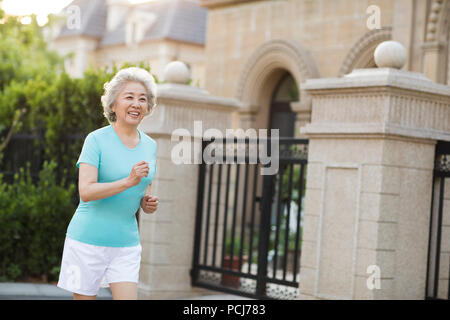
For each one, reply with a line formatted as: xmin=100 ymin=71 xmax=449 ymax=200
xmin=0 ymin=5 xmax=64 ymax=153
xmin=0 ymin=2 xmax=157 ymax=183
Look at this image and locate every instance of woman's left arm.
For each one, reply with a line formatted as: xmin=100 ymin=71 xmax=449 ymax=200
xmin=142 ymin=141 xmax=158 ymax=214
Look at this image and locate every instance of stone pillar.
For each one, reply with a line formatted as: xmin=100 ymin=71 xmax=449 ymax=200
xmin=137 ymin=61 xmax=241 ymax=299
xmin=422 ymin=42 xmax=447 ymax=84
xmin=291 ymin=91 xmax=312 ymax=139
xmin=421 ymin=0 xmax=449 ymax=85
xmin=299 ymin=42 xmax=450 ymax=300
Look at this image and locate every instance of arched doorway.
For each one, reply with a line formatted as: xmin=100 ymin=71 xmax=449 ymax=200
xmin=191 ymin=40 xmax=315 ymax=299
xmin=235 ymin=39 xmax=319 ymax=137
xmin=191 ymin=69 xmax=308 ymax=299
xmin=269 ymin=73 xmax=299 ymax=138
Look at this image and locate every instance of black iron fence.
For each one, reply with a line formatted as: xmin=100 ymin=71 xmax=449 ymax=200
xmin=191 ymin=137 xmax=308 ymax=299
xmin=0 ymin=130 xmax=145 ymax=231
xmin=426 ymin=141 xmax=450 ymax=300
xmin=0 ymin=130 xmax=85 ymax=188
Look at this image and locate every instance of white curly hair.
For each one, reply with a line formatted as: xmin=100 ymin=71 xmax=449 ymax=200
xmin=101 ymin=67 xmax=157 ymax=123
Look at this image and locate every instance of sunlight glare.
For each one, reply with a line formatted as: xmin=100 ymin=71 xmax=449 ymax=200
xmin=2 ymin=0 xmax=157 ymax=26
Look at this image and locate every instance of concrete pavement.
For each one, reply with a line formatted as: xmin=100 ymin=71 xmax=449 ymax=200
xmin=0 ymin=282 xmax=250 ymax=300
xmin=0 ymin=282 xmax=113 ymax=300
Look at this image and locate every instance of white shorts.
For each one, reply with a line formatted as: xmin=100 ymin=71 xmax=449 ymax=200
xmin=57 ymin=236 xmax=142 ymax=296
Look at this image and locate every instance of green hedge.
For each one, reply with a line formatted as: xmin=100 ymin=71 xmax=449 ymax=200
xmin=0 ymin=161 xmax=76 ymax=282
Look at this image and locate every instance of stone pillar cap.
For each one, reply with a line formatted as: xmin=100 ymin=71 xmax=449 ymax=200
xmin=163 ymin=60 xmax=191 ymax=84
xmin=374 ymin=40 xmax=407 ymax=69
xmin=303 ymin=68 xmax=450 ymax=97
xmin=157 ymin=83 xmax=243 ymax=110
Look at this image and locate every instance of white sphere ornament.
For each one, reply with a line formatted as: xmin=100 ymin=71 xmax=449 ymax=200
xmin=163 ymin=61 xmax=191 ymax=84
xmin=374 ymin=41 xmax=407 ymax=69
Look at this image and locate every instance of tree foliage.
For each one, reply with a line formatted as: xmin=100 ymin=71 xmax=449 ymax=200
xmin=0 ymin=5 xmax=63 ymax=154
xmin=0 ymin=4 xmax=154 ymax=282
xmin=0 ymin=161 xmax=76 ymax=282
xmin=0 ymin=6 xmax=153 ymax=179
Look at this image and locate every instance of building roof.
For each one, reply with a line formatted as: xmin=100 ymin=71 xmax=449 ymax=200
xmin=56 ymin=0 xmax=207 ymax=46
xmin=57 ymin=0 xmax=107 ymax=39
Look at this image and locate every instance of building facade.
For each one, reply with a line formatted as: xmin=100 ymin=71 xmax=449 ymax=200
xmin=200 ymin=0 xmax=449 ymax=138
xmin=191 ymin=0 xmax=450 ymax=300
xmin=49 ymin=0 xmax=450 ymax=299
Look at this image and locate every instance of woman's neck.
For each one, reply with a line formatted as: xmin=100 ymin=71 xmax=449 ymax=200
xmin=111 ymin=122 xmax=138 ymax=138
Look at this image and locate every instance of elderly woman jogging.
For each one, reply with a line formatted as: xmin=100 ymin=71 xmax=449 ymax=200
xmin=57 ymin=67 xmax=159 ymax=300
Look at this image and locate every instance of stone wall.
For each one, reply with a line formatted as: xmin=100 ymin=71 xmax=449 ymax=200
xmin=203 ymin=0 xmax=402 ymax=98
xmin=300 ymin=62 xmax=450 ymax=299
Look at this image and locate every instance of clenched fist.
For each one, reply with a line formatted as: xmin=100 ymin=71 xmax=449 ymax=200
xmin=126 ymin=161 xmax=149 ymax=187
xmin=141 ymin=195 xmax=159 ymax=214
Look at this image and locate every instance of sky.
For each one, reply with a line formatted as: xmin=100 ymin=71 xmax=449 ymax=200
xmin=1 ymin=0 xmax=153 ymax=25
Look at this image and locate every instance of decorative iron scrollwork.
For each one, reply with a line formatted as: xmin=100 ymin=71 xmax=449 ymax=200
xmin=265 ymin=283 xmax=300 ymax=300
xmin=279 ymin=143 xmax=309 ymax=161
xmin=435 ymin=154 xmax=450 ymax=173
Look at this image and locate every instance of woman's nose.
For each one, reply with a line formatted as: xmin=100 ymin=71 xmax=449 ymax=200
xmin=130 ymin=99 xmax=139 ymax=107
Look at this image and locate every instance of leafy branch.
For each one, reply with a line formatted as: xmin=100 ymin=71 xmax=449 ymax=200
xmin=0 ymin=108 xmax=26 ymax=153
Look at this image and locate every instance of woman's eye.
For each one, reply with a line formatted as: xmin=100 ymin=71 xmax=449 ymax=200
xmin=126 ymin=96 xmax=133 ymax=100
xmin=140 ymin=98 xmax=147 ymax=102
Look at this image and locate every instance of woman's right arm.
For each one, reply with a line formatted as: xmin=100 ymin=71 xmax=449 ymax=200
xmin=79 ymin=161 xmax=149 ymax=202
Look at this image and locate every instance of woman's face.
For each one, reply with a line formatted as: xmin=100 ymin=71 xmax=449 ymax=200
xmin=112 ymin=81 xmax=149 ymax=127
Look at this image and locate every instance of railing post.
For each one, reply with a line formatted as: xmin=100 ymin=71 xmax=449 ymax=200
xmin=191 ymin=140 xmax=208 ymax=286
xmin=255 ymin=138 xmax=276 ymax=298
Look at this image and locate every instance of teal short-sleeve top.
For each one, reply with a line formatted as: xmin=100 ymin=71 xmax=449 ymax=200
xmin=66 ymin=125 xmax=157 ymax=247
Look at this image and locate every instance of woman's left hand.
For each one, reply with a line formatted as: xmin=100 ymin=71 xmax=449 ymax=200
xmin=141 ymin=195 xmax=159 ymax=214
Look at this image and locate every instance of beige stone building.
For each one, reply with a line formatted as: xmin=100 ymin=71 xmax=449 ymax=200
xmin=50 ymin=0 xmax=450 ymax=300
xmin=200 ymin=0 xmax=449 ymax=135
xmin=136 ymin=0 xmax=449 ymax=300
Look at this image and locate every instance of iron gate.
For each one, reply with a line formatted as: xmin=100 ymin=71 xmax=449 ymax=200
xmin=191 ymin=137 xmax=308 ymax=299
xmin=426 ymin=141 xmax=450 ymax=300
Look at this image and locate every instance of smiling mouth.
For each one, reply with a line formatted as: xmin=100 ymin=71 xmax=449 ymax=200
xmin=127 ymin=111 xmax=140 ymax=118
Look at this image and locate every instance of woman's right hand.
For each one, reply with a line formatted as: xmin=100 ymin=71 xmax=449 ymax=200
xmin=127 ymin=161 xmax=149 ymax=187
